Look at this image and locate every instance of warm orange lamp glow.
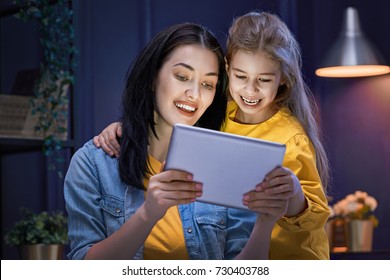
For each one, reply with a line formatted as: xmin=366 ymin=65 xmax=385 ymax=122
xmin=315 ymin=7 xmax=390 ymax=78
xmin=315 ymin=65 xmax=390 ymax=78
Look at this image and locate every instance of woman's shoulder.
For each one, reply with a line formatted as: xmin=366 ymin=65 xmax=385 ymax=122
xmin=68 ymin=139 xmax=123 ymax=186
xmin=72 ymin=139 xmax=118 ymax=169
xmin=74 ymin=139 xmax=106 ymax=157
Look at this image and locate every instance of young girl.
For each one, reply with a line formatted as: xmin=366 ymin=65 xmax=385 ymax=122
xmin=224 ymin=11 xmax=330 ymax=259
xmin=64 ymin=22 xmax=287 ymax=260
xmin=94 ymin=11 xmax=331 ymax=259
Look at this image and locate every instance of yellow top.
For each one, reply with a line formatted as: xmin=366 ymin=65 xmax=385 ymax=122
xmin=143 ymin=156 xmax=189 ymax=260
xmin=222 ymin=101 xmax=330 ymax=259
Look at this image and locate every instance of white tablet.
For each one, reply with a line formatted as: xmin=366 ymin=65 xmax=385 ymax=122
xmin=165 ymin=124 xmax=286 ymax=211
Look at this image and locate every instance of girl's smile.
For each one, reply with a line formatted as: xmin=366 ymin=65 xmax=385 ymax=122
xmin=227 ymin=50 xmax=283 ymax=124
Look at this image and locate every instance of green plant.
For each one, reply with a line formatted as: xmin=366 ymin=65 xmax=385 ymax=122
xmin=14 ymin=0 xmax=76 ymax=177
xmin=4 ymin=208 xmax=68 ymax=246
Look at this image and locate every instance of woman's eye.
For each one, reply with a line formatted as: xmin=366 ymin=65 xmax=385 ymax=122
xmin=235 ymin=75 xmax=246 ymax=79
xmin=176 ymin=74 xmax=188 ymax=81
xmin=201 ymin=82 xmax=214 ymax=90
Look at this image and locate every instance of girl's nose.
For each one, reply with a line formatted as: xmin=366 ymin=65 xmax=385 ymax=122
xmin=245 ymin=80 xmax=259 ymax=94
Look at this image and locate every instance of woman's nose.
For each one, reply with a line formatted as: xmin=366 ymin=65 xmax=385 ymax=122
xmin=185 ymin=83 xmax=200 ymax=100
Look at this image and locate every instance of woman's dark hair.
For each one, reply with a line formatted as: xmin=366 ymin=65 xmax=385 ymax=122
xmin=119 ymin=23 xmax=227 ymax=189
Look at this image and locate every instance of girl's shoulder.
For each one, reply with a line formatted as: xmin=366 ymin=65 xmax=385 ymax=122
xmin=277 ymin=107 xmax=305 ymax=132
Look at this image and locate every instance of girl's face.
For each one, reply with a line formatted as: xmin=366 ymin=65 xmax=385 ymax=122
xmin=227 ymin=50 xmax=283 ymax=124
xmin=155 ymin=45 xmax=219 ymax=129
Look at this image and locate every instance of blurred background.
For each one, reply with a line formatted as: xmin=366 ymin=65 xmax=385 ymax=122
xmin=1 ymin=0 xmax=389 ymax=259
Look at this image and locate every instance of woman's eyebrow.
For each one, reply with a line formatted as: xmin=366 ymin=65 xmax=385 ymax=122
xmin=173 ymin=62 xmax=218 ymax=77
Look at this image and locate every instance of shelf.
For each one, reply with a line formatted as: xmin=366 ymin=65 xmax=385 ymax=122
xmin=0 ymin=136 xmax=74 ymax=155
xmin=331 ymin=249 xmax=390 ymax=260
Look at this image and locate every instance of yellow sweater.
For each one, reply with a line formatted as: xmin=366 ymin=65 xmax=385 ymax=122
xmin=222 ymin=101 xmax=330 ymax=259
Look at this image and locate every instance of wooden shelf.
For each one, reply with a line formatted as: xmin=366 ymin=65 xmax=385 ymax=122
xmin=331 ymin=249 xmax=390 ymax=260
xmin=0 ymin=136 xmax=74 ymax=155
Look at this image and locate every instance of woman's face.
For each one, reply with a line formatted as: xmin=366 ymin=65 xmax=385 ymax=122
xmin=154 ymin=45 xmax=219 ymax=129
xmin=227 ymin=50 xmax=283 ymax=124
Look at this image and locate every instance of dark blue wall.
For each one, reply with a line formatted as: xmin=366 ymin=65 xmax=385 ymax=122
xmin=1 ymin=0 xmax=389 ymax=259
xmin=310 ymin=0 xmax=390 ymax=251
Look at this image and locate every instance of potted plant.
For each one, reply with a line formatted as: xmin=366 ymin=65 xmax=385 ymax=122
xmin=327 ymin=190 xmax=378 ymax=252
xmin=4 ymin=208 xmax=68 ymax=259
xmin=14 ymin=0 xmax=76 ymax=177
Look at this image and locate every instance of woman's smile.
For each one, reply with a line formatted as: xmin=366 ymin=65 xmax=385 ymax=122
xmin=174 ymin=101 xmax=198 ymax=116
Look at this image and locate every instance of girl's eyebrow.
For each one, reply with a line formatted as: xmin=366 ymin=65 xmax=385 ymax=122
xmin=173 ymin=63 xmax=218 ymax=77
xmin=232 ymin=67 xmax=276 ymax=76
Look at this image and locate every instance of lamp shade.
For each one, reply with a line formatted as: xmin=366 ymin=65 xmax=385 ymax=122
xmin=315 ymin=7 xmax=390 ymax=78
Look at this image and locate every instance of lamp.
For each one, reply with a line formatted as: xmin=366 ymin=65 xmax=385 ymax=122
xmin=315 ymin=7 xmax=390 ymax=78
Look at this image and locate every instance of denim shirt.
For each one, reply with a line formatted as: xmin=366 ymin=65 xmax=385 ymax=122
xmin=64 ymin=140 xmax=257 ymax=260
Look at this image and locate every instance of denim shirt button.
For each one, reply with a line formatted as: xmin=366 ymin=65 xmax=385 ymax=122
xmin=187 ymin=227 xmax=193 ymax=233
xmin=220 ymin=220 xmax=224 ymax=225
xmin=115 ymin=208 xmax=121 ymax=214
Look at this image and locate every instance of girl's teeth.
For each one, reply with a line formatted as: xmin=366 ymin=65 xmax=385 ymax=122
xmin=241 ymin=96 xmax=259 ymax=105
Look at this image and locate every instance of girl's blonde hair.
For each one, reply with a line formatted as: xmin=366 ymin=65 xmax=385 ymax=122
xmin=226 ymin=11 xmax=330 ymax=194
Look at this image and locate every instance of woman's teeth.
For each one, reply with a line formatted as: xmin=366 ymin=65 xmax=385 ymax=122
xmin=175 ymin=103 xmax=196 ymax=112
xmin=241 ymin=96 xmax=260 ymax=105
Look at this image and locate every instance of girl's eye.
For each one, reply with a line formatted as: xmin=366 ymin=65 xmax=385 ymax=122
xmin=176 ymin=74 xmax=189 ymax=81
xmin=201 ymin=82 xmax=214 ymax=90
xmin=259 ymin=78 xmax=271 ymax=82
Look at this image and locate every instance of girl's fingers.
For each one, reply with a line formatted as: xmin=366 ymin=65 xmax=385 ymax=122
xmin=257 ymin=175 xmax=289 ymax=190
xmin=97 ymin=134 xmax=116 ymax=157
xmin=264 ymin=166 xmax=288 ymax=180
xmin=96 ymin=122 xmax=122 ymax=157
xmin=116 ymin=122 xmax=123 ymax=138
xmin=242 ymin=191 xmax=289 ymax=218
xmin=256 ymin=167 xmax=297 ymax=196
xmin=264 ymin=183 xmax=293 ymax=195
xmin=92 ymin=136 xmax=101 ymax=148
xmin=103 ymin=131 xmax=120 ymax=157
xmin=243 ymin=198 xmax=288 ymax=217
xmin=243 ymin=190 xmax=290 ymax=201
xmin=244 ymin=198 xmax=286 ymax=208
xmin=252 ymin=206 xmax=287 ymax=219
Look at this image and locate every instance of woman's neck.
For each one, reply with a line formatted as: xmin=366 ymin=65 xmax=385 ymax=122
xmin=148 ymin=124 xmax=173 ymax=163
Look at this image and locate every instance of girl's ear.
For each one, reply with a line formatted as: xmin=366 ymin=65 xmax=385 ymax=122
xmin=279 ymin=75 xmax=287 ymax=87
xmin=224 ymin=57 xmax=229 ymax=76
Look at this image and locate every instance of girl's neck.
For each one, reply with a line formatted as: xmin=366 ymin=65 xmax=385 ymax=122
xmin=234 ymin=106 xmax=277 ymax=124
